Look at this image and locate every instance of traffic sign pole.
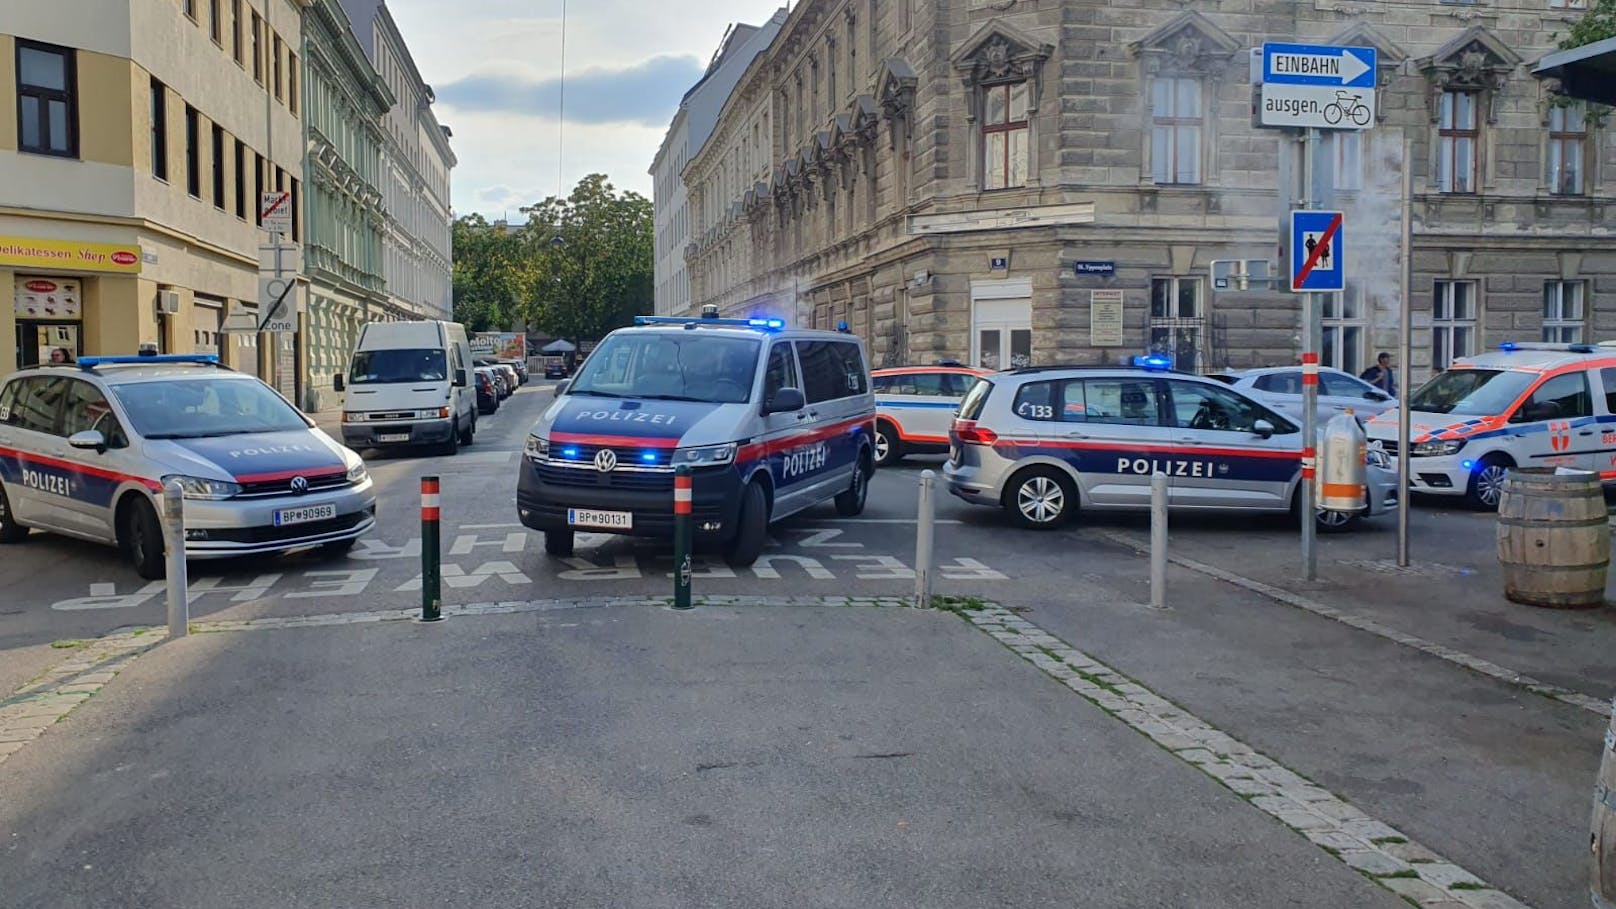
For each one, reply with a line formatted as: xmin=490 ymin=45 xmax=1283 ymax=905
xmin=1300 ymin=128 xmax=1319 ymax=582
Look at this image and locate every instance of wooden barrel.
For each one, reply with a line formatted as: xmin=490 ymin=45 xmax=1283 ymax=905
xmin=1593 ymin=701 xmax=1616 ymax=907
xmin=1495 ymin=468 xmax=1609 ymax=609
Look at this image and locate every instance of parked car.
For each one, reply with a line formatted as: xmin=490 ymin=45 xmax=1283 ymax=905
xmin=1209 ymin=366 xmax=1395 ymax=427
xmin=474 ymin=367 xmax=501 ymax=415
xmin=493 ymin=364 xmax=519 ymax=397
xmin=496 ymin=358 xmax=529 ymax=385
xmin=871 ymin=365 xmax=991 ymax=466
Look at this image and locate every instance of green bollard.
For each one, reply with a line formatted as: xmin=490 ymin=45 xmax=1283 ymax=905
xmin=421 ymin=475 xmax=443 ymax=622
xmin=673 ymin=465 xmax=693 ymax=610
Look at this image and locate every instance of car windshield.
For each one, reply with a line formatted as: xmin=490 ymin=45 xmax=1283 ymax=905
xmin=567 ymin=333 xmax=760 ymax=404
xmin=349 ymin=348 xmax=447 ymax=384
xmin=1408 ymin=368 xmax=1536 ymax=415
xmin=113 ymin=378 xmax=310 ymax=439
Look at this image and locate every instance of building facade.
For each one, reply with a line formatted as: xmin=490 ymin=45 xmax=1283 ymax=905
xmin=300 ymin=0 xmax=391 ymax=412
xmin=339 ymin=0 xmax=455 ymax=322
xmin=685 ymin=0 xmax=1615 ymax=382
xmin=651 ymin=10 xmax=787 ymax=316
xmin=1 ymin=0 xmax=306 ymax=391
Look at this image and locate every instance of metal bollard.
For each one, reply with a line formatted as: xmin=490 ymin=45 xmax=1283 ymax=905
xmin=914 ymin=470 xmax=936 ymax=609
xmin=672 ymin=466 xmax=693 ymax=610
xmin=1150 ymin=471 xmax=1168 ymax=609
xmin=162 ymin=479 xmax=189 ymax=639
xmin=420 ymin=476 xmax=443 ymax=622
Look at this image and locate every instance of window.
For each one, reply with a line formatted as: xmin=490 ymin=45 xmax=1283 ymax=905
xmin=251 ymin=12 xmax=262 ymax=83
xmin=1515 ymin=372 xmax=1591 ymax=422
xmin=1321 ymin=372 xmax=1380 ymax=400
xmin=1012 ymin=380 xmax=1059 ymax=421
xmin=234 ymin=140 xmax=247 ymax=218
xmin=211 ymin=123 xmax=226 ymax=209
xmin=1548 ymin=103 xmax=1586 ymax=196
xmin=183 ymin=0 xmax=197 ymax=20
xmin=288 ymin=52 xmax=299 ymax=115
xmin=1149 ymin=277 xmax=1202 ymax=371
xmin=764 ymin=343 xmax=800 ymax=403
xmin=150 ymin=78 xmax=168 ymax=180
xmin=1600 ymin=369 xmax=1616 ymax=415
xmin=253 ymin=152 xmax=264 ymax=225
xmin=1437 ymin=91 xmax=1478 ymax=193
xmin=827 ymin=39 xmax=836 ymax=106
xmin=795 ymin=341 xmax=867 ymax=403
xmin=1151 ymin=77 xmax=1201 ymax=185
xmin=1083 ymin=379 xmax=1163 ymax=427
xmin=1550 ymin=0 xmax=1590 ymax=8
xmin=273 ymin=35 xmax=283 ymax=101
xmin=291 ymin=177 xmax=301 ymax=241
xmin=1543 ymin=281 xmax=1585 ymax=343
xmin=982 ymin=82 xmax=1029 ymax=190
xmin=62 ymin=380 xmax=126 ymax=446
xmin=1254 ymin=372 xmax=1302 ymax=395
xmin=208 ymin=0 xmax=221 ymax=44
xmin=184 ymin=106 xmax=200 ymax=197
xmin=231 ymin=0 xmax=242 ymax=64
xmin=886 ymin=373 xmax=950 ymax=396
xmin=16 ymin=40 xmax=78 ymax=158
xmin=1322 ymin=284 xmax=1367 ymax=376
xmin=1432 ymin=280 xmax=1477 ymax=370
xmin=1332 ymin=132 xmax=1363 ymax=192
xmin=3 ymin=377 xmax=67 ymax=435
xmin=1166 ymin=380 xmax=1268 ymax=434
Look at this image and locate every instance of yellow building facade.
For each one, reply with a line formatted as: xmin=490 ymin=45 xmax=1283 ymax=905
xmin=1 ymin=0 xmax=305 ymax=397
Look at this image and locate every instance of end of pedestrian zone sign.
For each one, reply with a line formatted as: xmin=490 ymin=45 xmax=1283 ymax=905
xmin=1289 ymin=210 xmax=1345 ymax=293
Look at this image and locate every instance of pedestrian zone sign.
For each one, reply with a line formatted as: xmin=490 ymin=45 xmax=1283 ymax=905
xmin=1290 ymin=210 xmax=1344 ymax=293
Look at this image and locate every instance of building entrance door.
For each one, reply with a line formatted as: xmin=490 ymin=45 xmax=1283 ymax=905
xmin=971 ymin=286 xmax=1033 ymax=371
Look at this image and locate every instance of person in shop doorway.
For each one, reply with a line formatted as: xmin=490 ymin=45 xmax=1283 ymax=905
xmin=48 ymin=347 xmax=74 ymax=365
xmin=1360 ymin=352 xmax=1396 ymax=396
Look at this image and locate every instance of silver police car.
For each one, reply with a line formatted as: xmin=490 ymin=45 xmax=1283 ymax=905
xmin=943 ymin=361 xmax=1398 ymax=531
xmin=0 ymin=354 xmax=376 ymax=578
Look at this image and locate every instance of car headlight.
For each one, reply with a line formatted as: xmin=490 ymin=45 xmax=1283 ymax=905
xmin=1412 ymin=439 xmax=1466 ymax=457
xmin=524 ymin=435 xmax=549 ymax=461
xmin=163 ymin=475 xmax=242 ymax=500
xmin=419 ymin=407 xmax=451 ymax=420
xmin=346 ymin=461 xmax=368 ymax=483
xmin=675 ymin=443 xmax=737 ymax=466
xmin=1366 ymin=447 xmax=1392 ymax=469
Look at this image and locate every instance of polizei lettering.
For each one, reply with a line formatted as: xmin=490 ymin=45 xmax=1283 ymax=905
xmin=228 ymin=444 xmax=315 ymax=459
xmin=783 ymin=442 xmax=829 ymax=478
xmin=22 ymin=467 xmax=71 ymax=496
xmin=573 ymin=411 xmax=678 ymax=426
xmin=1116 ymin=457 xmax=1216 ymax=478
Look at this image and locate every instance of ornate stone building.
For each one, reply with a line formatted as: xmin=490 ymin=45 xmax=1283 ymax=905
xmin=684 ymin=0 xmax=1614 ymax=381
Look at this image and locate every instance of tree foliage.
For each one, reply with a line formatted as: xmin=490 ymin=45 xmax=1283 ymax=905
xmin=451 ymin=214 xmax=526 ymax=333
xmin=1559 ymin=0 xmax=1616 ymax=48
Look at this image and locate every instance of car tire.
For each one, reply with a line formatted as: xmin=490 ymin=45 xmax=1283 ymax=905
xmin=873 ymin=422 xmax=902 ymax=468
xmin=438 ymin=423 xmax=460 ymax=457
xmin=835 ymin=452 xmax=871 ymax=516
xmin=1315 ymin=507 xmax=1360 ymax=534
xmin=1466 ymin=455 xmax=1513 ymax=511
xmin=119 ymin=496 xmax=167 ymax=581
xmin=544 ymin=529 xmax=575 ymax=557
xmin=724 ymin=481 xmax=769 ymax=567
xmin=459 ymin=414 xmax=475 ymax=446
xmin=1004 ymin=467 xmax=1076 ymax=530
xmin=0 ymin=482 xmax=29 ymax=543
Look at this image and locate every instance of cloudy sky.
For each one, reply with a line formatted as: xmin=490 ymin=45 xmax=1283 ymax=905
xmin=386 ymin=0 xmax=784 ymax=218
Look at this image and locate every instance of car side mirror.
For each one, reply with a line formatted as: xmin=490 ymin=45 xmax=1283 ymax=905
xmin=554 ymin=380 xmax=570 ymax=396
xmin=1252 ymin=419 xmax=1275 ymax=440
xmin=766 ymin=387 xmax=806 ymax=414
xmin=453 ymin=369 xmax=468 ymax=388
xmin=333 ymin=374 xmax=345 ymax=392
xmin=68 ymin=430 xmax=106 ymax=454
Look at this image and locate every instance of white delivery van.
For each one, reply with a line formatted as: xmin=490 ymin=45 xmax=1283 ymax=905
xmin=335 ymin=321 xmax=478 ymax=455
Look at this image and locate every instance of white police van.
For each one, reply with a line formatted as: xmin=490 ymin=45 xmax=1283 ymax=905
xmin=517 ymin=310 xmax=875 ymax=566
xmin=0 ymin=354 xmax=375 ymax=578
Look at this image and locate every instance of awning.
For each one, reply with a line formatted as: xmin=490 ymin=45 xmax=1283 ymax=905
xmin=540 ymin=339 xmax=577 ymax=354
xmin=1533 ymin=36 xmax=1616 ymax=105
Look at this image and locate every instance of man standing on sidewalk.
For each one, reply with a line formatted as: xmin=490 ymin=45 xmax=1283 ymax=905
xmin=1361 ymin=352 xmax=1397 ymax=396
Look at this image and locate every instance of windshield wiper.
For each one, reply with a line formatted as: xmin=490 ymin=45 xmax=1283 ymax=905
xmin=144 ymin=430 xmax=256 ymax=440
xmin=637 ymin=393 xmax=711 ymax=403
xmin=567 ymin=389 xmax=623 ymax=398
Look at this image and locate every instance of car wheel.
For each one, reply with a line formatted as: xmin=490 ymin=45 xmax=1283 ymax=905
xmin=119 ymin=496 xmax=167 ymax=581
xmin=835 ymin=453 xmax=872 ymax=516
xmin=1005 ymin=468 xmax=1076 ymax=530
xmin=459 ymin=414 xmax=475 ymax=445
xmin=544 ymin=529 xmax=575 ymax=557
xmin=438 ymin=422 xmax=460 ymax=457
xmin=724 ymin=481 xmax=769 ymax=567
xmin=1466 ymin=455 xmax=1512 ymax=511
xmin=0 ymin=482 xmax=29 ymax=543
xmin=1315 ymin=506 xmax=1359 ymax=534
xmin=873 ymin=422 xmax=902 ymax=467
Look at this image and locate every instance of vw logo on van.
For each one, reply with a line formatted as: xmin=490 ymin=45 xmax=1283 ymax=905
xmin=594 ymin=449 xmax=618 ymax=473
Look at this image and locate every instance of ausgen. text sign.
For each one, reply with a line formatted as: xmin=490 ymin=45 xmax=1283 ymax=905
xmin=1259 ymin=43 xmax=1377 ymax=130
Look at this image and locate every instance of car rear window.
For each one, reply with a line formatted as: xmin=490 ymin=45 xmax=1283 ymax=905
xmin=957 ymin=378 xmax=993 ymax=421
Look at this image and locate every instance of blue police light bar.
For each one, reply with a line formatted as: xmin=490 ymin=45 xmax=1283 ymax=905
xmin=1499 ymin=342 xmax=1517 ymax=351
xmin=633 ymin=315 xmax=784 ymax=330
xmin=1132 ymin=355 xmax=1173 ymax=371
xmin=78 ymin=354 xmax=221 ymax=369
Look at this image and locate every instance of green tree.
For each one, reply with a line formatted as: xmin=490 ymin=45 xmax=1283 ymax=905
xmin=517 ymin=174 xmax=654 ymax=343
xmin=1559 ymin=0 xmax=1616 ymax=48
xmin=451 ymin=214 xmax=527 ymax=332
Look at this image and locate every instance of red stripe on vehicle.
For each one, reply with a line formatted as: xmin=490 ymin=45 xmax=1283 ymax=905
xmin=990 ymin=438 xmax=1301 ymax=460
xmin=737 ymin=417 xmax=874 ymax=462
xmin=0 ymin=445 xmax=160 ymax=491
xmin=234 ymin=467 xmax=346 ymax=483
xmin=550 ymin=432 xmax=682 ymax=449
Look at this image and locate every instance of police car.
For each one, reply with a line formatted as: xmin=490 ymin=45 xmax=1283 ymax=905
xmin=0 ymin=354 xmax=375 ymax=579
xmin=518 ymin=310 xmax=875 ymax=566
xmin=943 ymin=360 xmax=1398 ymax=530
xmin=871 ymin=364 xmax=990 ymax=466
xmin=1365 ymin=342 xmax=1616 ymax=509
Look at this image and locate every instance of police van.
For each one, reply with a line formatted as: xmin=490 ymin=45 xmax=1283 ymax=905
xmin=0 ymin=354 xmax=375 ymax=578
xmin=943 ymin=360 xmax=1398 ymax=530
xmin=517 ymin=310 xmax=875 ymax=566
xmin=1365 ymin=342 xmax=1616 ymax=509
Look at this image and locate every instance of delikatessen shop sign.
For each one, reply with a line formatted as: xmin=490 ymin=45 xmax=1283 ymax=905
xmin=0 ymin=236 xmax=143 ymax=275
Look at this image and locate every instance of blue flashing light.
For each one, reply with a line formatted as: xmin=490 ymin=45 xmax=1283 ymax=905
xmin=635 ymin=315 xmax=783 ymax=331
xmin=561 ymin=446 xmax=582 ymax=460
xmin=1500 ymin=342 xmax=1518 ymax=352
xmin=747 ymin=317 xmax=786 ymax=330
xmin=1461 ymin=459 xmax=1477 ymax=471
xmin=78 ymin=354 xmax=220 ymax=369
xmin=1132 ymin=355 xmax=1173 ymax=371
xmin=640 ymin=450 xmax=659 ymax=464
xmin=836 ymin=320 xmax=851 ymax=333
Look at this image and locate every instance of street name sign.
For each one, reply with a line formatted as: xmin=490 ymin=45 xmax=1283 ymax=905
xmin=1290 ymin=210 xmax=1345 ymax=293
xmin=1260 ymin=43 xmax=1377 ymax=130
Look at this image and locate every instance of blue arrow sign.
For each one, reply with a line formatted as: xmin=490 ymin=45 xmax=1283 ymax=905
xmin=1290 ymin=210 xmax=1345 ymax=293
xmin=1264 ymin=43 xmax=1377 ymax=89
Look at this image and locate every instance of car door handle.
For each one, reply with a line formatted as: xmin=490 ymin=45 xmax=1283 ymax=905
xmin=1062 ymin=430 xmax=1089 ymax=439
xmin=1175 ymin=436 xmax=1205 ymax=445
